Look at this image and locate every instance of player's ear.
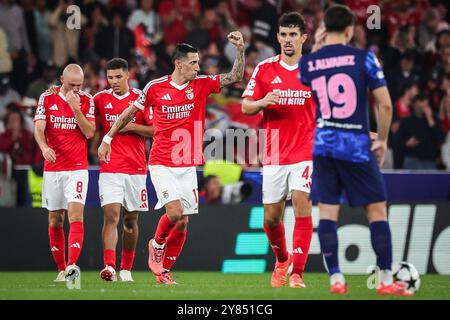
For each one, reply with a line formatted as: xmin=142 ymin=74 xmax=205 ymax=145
xmin=301 ymin=33 xmax=308 ymax=44
xmin=60 ymin=75 xmax=64 ymax=84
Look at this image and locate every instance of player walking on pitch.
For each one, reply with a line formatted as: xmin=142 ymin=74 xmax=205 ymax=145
xmin=98 ymin=31 xmax=245 ymax=284
xmin=34 ymin=64 xmax=95 ymax=282
xmin=298 ymin=5 xmax=412 ymax=296
xmin=94 ymin=58 xmax=153 ymax=282
xmin=242 ymin=12 xmax=315 ymax=288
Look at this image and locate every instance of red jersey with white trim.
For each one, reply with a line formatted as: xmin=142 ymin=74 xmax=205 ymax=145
xmin=94 ymin=88 xmax=152 ymax=174
xmin=34 ymin=88 xmax=95 ymax=171
xmin=242 ymin=55 xmax=315 ymax=165
xmin=135 ymin=75 xmax=220 ymax=167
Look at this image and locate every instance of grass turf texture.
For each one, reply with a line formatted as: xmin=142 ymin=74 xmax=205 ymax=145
xmin=0 ymin=272 xmax=449 ymax=300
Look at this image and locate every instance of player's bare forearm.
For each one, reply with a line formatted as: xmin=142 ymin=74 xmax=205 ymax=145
xmin=73 ymin=109 xmax=95 ymax=139
xmin=108 ymin=106 xmax=139 ymax=138
xmin=220 ymin=47 xmax=244 ymax=88
xmin=121 ymin=123 xmax=154 ymax=137
xmin=242 ymin=98 xmax=264 ymax=115
xmin=372 ymin=86 xmax=393 ymax=142
xmin=34 ymin=121 xmax=48 ymax=151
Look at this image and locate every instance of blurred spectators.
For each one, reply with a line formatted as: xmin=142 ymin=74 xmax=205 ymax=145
xmin=0 ymin=75 xmax=20 ymax=128
xmin=199 ymin=174 xmax=252 ymax=205
xmin=397 ymin=94 xmax=445 ymax=169
xmin=25 ymin=62 xmax=57 ymax=101
xmin=127 ymin=0 xmax=162 ymax=45
xmin=0 ymin=107 xmax=33 ymax=206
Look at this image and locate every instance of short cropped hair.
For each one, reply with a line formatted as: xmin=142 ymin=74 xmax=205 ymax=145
xmin=106 ymin=58 xmax=128 ymax=71
xmin=172 ymin=43 xmax=199 ymax=62
xmin=278 ymin=12 xmax=306 ymax=34
xmin=324 ymin=5 xmax=355 ymax=33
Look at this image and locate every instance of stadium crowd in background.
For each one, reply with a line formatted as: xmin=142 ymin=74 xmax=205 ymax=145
xmin=1 ymin=0 xmax=450 ymax=206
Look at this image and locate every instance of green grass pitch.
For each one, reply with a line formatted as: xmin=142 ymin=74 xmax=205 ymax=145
xmin=0 ymin=272 xmax=449 ymax=300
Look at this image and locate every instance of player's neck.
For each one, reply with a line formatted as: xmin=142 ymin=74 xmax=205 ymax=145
xmin=281 ymin=53 xmax=301 ymax=66
xmin=325 ymin=33 xmax=348 ymax=46
xmin=171 ymin=71 xmax=190 ymax=86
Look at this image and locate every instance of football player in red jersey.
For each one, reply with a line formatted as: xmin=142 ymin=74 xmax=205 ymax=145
xmin=242 ymin=12 xmax=316 ymax=288
xmin=99 ymin=31 xmax=245 ymax=284
xmin=34 ymin=64 xmax=95 ymax=282
xmin=94 ymin=58 xmax=153 ymax=282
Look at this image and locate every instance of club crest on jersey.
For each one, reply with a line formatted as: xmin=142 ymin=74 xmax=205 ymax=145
xmin=162 ymin=190 xmax=169 ymax=199
xmin=185 ymin=87 xmax=194 ymax=100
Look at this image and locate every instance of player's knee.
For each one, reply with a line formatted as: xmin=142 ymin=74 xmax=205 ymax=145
xmin=48 ymin=212 xmax=64 ymax=228
xmin=104 ymin=212 xmax=120 ymax=226
xmin=176 ymin=216 xmax=189 ymax=231
xmin=123 ymin=213 xmax=138 ymax=231
xmin=167 ymin=207 xmax=184 ymax=221
xmin=264 ymin=216 xmax=282 ymax=227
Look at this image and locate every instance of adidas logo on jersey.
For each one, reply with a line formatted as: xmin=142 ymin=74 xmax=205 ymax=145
xmin=70 ymin=242 xmax=81 ymax=249
xmin=161 ymin=93 xmax=172 ymax=101
xmin=271 ymin=76 xmax=282 ymax=84
xmin=51 ymin=246 xmax=59 ymax=252
xmin=293 ymin=247 xmax=303 ymax=254
xmin=105 ymin=103 xmax=113 ymax=109
xmin=166 ymin=256 xmax=177 ymax=261
xmin=49 ymin=104 xmax=59 ymax=111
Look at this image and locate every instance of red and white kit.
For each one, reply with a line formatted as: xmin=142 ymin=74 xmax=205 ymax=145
xmin=134 ymin=75 xmax=220 ymax=214
xmin=34 ymin=88 xmax=95 ymax=210
xmin=242 ymin=55 xmax=316 ymax=203
xmin=95 ymin=88 xmax=152 ymax=211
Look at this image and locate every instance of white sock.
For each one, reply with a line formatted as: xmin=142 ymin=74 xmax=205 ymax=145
xmin=152 ymin=239 xmax=165 ymax=249
xmin=380 ymin=269 xmax=393 ymax=285
xmin=330 ymin=273 xmax=346 ymax=285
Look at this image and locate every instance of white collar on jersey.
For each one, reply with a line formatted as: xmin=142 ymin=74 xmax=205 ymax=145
xmin=169 ymin=80 xmax=190 ymax=91
xmin=113 ymin=91 xmax=130 ymax=100
xmin=279 ymin=59 xmax=298 ymax=71
xmin=58 ymin=92 xmax=67 ymax=102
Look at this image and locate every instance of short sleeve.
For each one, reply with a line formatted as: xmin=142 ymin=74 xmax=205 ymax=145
xmin=133 ymin=91 xmax=147 ymax=110
xmin=204 ymin=75 xmax=221 ymax=95
xmin=242 ymin=65 xmax=265 ymax=100
xmin=143 ymin=105 xmax=153 ymax=125
xmin=34 ymin=93 xmax=47 ymax=122
xmin=365 ymin=50 xmax=387 ymax=90
xmin=85 ymin=95 xmax=96 ymax=122
xmin=298 ymin=56 xmax=310 ymax=86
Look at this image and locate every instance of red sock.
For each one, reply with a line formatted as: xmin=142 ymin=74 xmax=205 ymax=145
xmin=264 ymin=222 xmax=288 ymax=262
xmin=120 ymin=249 xmax=135 ymax=271
xmin=292 ymin=216 xmax=313 ymax=277
xmin=104 ymin=249 xmax=116 ymax=269
xmin=162 ymin=228 xmax=187 ymax=271
xmin=68 ymin=221 xmax=84 ymax=265
xmin=48 ymin=226 xmax=66 ymax=272
xmin=154 ymin=214 xmax=176 ymax=245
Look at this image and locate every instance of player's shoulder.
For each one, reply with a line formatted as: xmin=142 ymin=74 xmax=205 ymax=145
xmin=143 ymin=75 xmax=170 ymax=94
xmin=130 ymin=87 xmax=143 ymax=95
xmin=93 ymin=88 xmax=113 ymax=99
xmin=78 ymin=90 xmax=94 ymax=101
xmin=256 ymin=55 xmax=280 ymax=70
xmin=38 ymin=90 xmax=55 ymax=105
xmin=194 ymin=74 xmax=219 ymax=82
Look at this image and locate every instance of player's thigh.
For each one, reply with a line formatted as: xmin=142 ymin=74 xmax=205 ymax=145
xmin=262 ymin=165 xmax=289 ymax=204
xmin=177 ymin=166 xmax=199 ymax=215
xmin=149 ymin=165 xmax=181 ymax=209
xmin=122 ymin=174 xmax=148 ymax=212
xmin=42 ymin=171 xmax=65 ymax=211
xmin=311 ymin=156 xmax=341 ymax=205
xmin=99 ymin=173 xmax=125 ymax=208
xmin=65 ymin=170 xmax=89 ymax=207
xmin=337 ymin=155 xmax=387 ymax=207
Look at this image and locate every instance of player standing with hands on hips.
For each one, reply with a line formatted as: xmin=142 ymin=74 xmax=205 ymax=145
xmin=299 ymin=5 xmax=412 ymax=296
xmin=98 ymin=31 xmax=245 ymax=284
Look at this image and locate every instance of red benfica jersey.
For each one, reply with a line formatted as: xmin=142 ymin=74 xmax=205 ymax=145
xmin=34 ymin=88 xmax=95 ymax=171
xmin=135 ymin=75 xmax=220 ymax=167
xmin=94 ymin=88 xmax=152 ymax=174
xmin=242 ymin=55 xmax=315 ymax=165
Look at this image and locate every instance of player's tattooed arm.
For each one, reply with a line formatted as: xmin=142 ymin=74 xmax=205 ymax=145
xmin=220 ymin=31 xmax=245 ymax=88
xmin=108 ymin=106 xmax=139 ymax=138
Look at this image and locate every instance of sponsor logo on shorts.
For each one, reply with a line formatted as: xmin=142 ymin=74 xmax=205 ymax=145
xmin=181 ymin=198 xmax=191 ymax=209
xmin=140 ymin=202 xmax=148 ymax=209
xmin=75 ymin=194 xmax=83 ymax=200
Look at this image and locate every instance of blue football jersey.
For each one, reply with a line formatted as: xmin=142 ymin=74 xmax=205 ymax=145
xmin=299 ymin=44 xmax=386 ymax=162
